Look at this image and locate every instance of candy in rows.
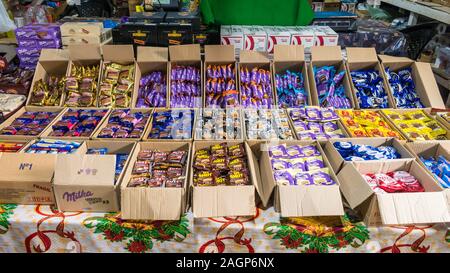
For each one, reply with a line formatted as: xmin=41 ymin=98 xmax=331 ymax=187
xmin=363 ymin=171 xmax=425 ymax=193
xmin=0 ymin=142 xmax=25 ymax=152
xmin=195 ymin=108 xmax=242 ymax=140
xmin=26 ymin=139 xmax=81 ymax=154
xmin=29 ymin=76 xmax=65 ymax=106
xmin=351 ymin=69 xmax=389 ymax=109
xmin=421 ymin=155 xmax=450 ymax=189
xmin=148 ymin=110 xmax=194 ymax=139
xmin=0 ymin=111 xmax=58 ymax=136
xmin=383 ymin=110 xmax=447 ymax=140
xmin=64 ymin=65 xmax=99 ymax=107
xmin=97 ymin=109 xmax=149 ymax=139
xmin=334 ymin=141 xmax=400 ymax=161
xmin=193 ymin=143 xmax=249 ymax=186
xmin=170 ymin=65 xmax=202 ymax=108
xmin=244 ymin=109 xmax=294 ymax=140
xmin=275 ymin=70 xmax=307 ymax=108
xmin=50 ymin=109 xmax=107 ymax=137
xmin=289 ymin=107 xmax=345 ymax=140
xmin=98 ymin=62 xmax=135 ymax=107
xmin=314 ymin=66 xmax=351 ymax=109
xmin=240 ymin=67 xmax=273 ymax=108
xmin=128 ymin=149 xmax=187 ymax=188
xmin=136 ymin=71 xmax=167 ymax=108
xmin=385 ymin=67 xmax=423 ymax=109
xmin=337 ymin=110 xmax=402 ymax=138
xmin=205 ymin=64 xmax=238 ymax=108
xmin=87 ymin=148 xmax=128 ymax=184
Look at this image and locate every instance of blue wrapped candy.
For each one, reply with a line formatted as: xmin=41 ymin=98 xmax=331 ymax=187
xmin=421 ymin=155 xmax=450 ymax=188
xmin=275 ymin=70 xmax=306 ymax=108
xmin=314 ymin=66 xmax=351 ymax=109
xmin=334 ymin=142 xmax=400 ymax=161
xmin=385 ymin=67 xmax=423 ymax=108
xmin=351 ymin=69 xmax=389 ymax=109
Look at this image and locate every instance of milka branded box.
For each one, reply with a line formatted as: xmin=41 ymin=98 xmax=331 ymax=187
xmin=266 ymin=27 xmax=291 ymax=54
xmin=220 ymin=25 xmax=244 ymax=55
xmin=244 ymin=26 xmax=267 ymax=52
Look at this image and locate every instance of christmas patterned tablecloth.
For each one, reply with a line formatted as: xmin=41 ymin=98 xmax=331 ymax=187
xmin=0 ymin=204 xmax=449 ymax=253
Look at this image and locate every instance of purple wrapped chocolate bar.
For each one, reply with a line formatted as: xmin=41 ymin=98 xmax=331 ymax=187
xmin=240 ymin=67 xmax=273 ymax=108
xmin=170 ymin=65 xmax=201 ymax=108
xmin=15 ymin=24 xmax=61 ymax=40
xmin=205 ymin=64 xmax=238 ymax=108
xmin=136 ymin=71 xmax=167 ymax=108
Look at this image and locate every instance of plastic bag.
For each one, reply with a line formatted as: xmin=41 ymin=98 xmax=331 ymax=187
xmin=0 ymin=1 xmax=16 ymax=32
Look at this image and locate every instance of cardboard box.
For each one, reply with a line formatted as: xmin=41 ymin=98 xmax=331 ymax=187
xmin=220 ymin=25 xmax=244 ymax=56
xmin=190 ymin=141 xmax=263 ymax=218
xmin=322 ymin=137 xmax=416 ymax=174
xmin=0 ymin=106 xmax=64 ymax=140
xmin=337 ymin=159 xmax=450 ymax=225
xmin=308 ymin=46 xmax=355 ymax=108
xmin=142 ymin=109 xmax=195 ymax=141
xmin=26 ymin=49 xmax=70 ymax=107
xmin=112 ymin=22 xmax=158 ymax=47
xmin=244 ymin=26 xmax=268 ymax=52
xmin=378 ymin=55 xmax=445 ymax=109
xmin=168 ymin=44 xmax=203 ymax=108
xmin=256 ymin=140 xmax=345 ymax=217
xmin=120 ymin=141 xmax=191 ymax=220
xmin=203 ymin=45 xmax=238 ymax=107
xmin=313 ymin=26 xmax=339 ymax=46
xmin=193 ymin=108 xmax=244 ymax=141
xmin=0 ymin=139 xmax=30 ymax=153
xmin=346 ymin=47 xmax=395 ymax=109
xmin=289 ymin=27 xmax=315 ymax=49
xmin=266 ymin=27 xmax=291 ymax=54
xmin=60 ymin=22 xmax=104 ymax=37
xmin=435 ymin=113 xmax=450 ymax=131
xmin=243 ymin=109 xmax=297 ymax=141
xmin=61 ymin=29 xmax=112 ymax=46
xmin=132 ymin=46 xmax=169 ymax=108
xmin=53 ymin=140 xmax=136 ymax=212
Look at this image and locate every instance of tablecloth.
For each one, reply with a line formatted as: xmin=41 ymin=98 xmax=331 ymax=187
xmin=0 ymin=204 xmax=449 ymax=253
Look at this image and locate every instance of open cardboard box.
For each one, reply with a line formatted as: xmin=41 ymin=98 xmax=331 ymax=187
xmin=337 ymin=159 xmax=450 ymax=226
xmin=0 ymin=139 xmax=31 ymax=153
xmin=242 ymin=109 xmax=296 ymax=141
xmin=193 ymin=108 xmax=244 ymax=141
xmin=190 ymin=141 xmax=263 ymax=218
xmin=132 ymin=46 xmax=169 ymax=109
xmin=378 ymin=55 xmax=445 ymax=109
xmin=168 ymin=44 xmax=203 ymax=108
xmin=308 ymin=46 xmax=355 ymax=108
xmin=142 ymin=108 xmax=195 ymax=142
xmin=435 ymin=112 xmax=450 ymax=131
xmin=346 ymin=47 xmax=395 ymax=109
xmin=322 ymin=137 xmax=416 ymax=174
xmin=0 ymin=106 xmax=64 ymax=140
xmin=40 ymin=107 xmax=111 ymax=140
xmin=203 ymin=45 xmax=238 ymax=108
xmin=26 ymin=49 xmax=70 ymax=107
xmin=53 ymin=140 xmax=136 ymax=212
xmin=120 ymin=141 xmax=191 ymax=220
xmin=60 ymin=22 xmax=104 ymax=37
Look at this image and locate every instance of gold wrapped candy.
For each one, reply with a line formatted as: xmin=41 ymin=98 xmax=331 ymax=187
xmin=30 ymin=76 xmax=65 ymax=106
xmin=64 ymin=64 xmax=99 ymax=107
xmin=98 ymin=62 xmax=134 ymax=108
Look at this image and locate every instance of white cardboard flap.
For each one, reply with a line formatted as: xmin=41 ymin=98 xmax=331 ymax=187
xmin=257 ymin=145 xmax=278 ymax=206
xmin=137 ymin=46 xmax=168 ymax=62
xmin=0 ymin=153 xmax=56 ymax=182
xmin=273 ymin=45 xmax=305 ymax=62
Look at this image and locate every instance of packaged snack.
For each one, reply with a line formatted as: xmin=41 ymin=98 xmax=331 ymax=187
xmin=240 ymin=66 xmax=273 ymax=108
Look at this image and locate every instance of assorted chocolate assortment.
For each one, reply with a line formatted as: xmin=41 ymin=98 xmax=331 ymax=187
xmin=0 ymin=142 xmax=25 ymax=152
xmin=29 ymin=76 xmax=65 ymax=106
xmin=136 ymin=71 xmax=167 ymax=108
xmin=275 ymin=70 xmax=306 ymax=108
xmin=385 ymin=67 xmax=423 ymax=108
xmin=98 ymin=62 xmax=135 ymax=107
xmin=240 ymin=66 xmax=273 ymax=108
xmin=337 ymin=110 xmax=402 ymax=138
xmin=314 ymin=66 xmax=351 ymax=108
xmin=49 ymin=109 xmax=107 ymax=137
xmin=86 ymin=148 xmax=128 ymax=183
xmin=128 ymin=148 xmax=187 ymax=188
xmin=289 ymin=107 xmax=345 ymax=140
xmin=64 ymin=65 xmax=99 ymax=107
xmin=244 ymin=109 xmax=294 ymax=140
xmin=97 ymin=109 xmax=149 ymax=139
xmin=0 ymin=61 xmax=35 ymax=95
xmin=334 ymin=141 xmax=400 ymax=161
xmin=205 ymin=64 xmax=238 ymax=108
xmin=148 ymin=109 xmax=194 ymax=140
xmin=0 ymin=111 xmax=58 ymax=136
xmin=170 ymin=65 xmax=202 ymax=108
xmin=363 ymin=171 xmax=425 ymax=193
xmin=421 ymin=155 xmax=450 ymax=189
xmin=350 ymin=69 xmax=389 ymax=109
xmin=195 ymin=109 xmax=242 ymax=140
xmin=25 ymin=139 xmax=81 ymax=154
xmin=269 ymin=143 xmax=336 ymax=186
xmin=383 ymin=110 xmax=447 ymax=140
xmin=193 ymin=143 xmax=250 ymax=186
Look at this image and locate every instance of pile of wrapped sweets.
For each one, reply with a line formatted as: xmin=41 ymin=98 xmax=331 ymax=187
xmin=363 ymin=171 xmax=425 ymax=193
xmin=25 ymin=139 xmax=81 ymax=154
xmin=205 ymin=64 xmax=238 ymax=108
xmin=98 ymin=62 xmax=135 ymax=107
xmin=87 ymin=148 xmax=128 ymax=183
xmin=98 ymin=109 xmax=149 ymax=139
xmin=275 ymin=70 xmax=306 ymax=108
xmin=385 ymin=67 xmax=423 ymax=108
xmin=269 ymin=144 xmax=336 ymax=186
xmin=0 ymin=142 xmax=25 ymax=152
xmin=384 ymin=110 xmax=447 ymax=140
xmin=136 ymin=71 xmax=167 ymax=108
xmin=289 ymin=107 xmax=345 ymax=140
xmin=0 ymin=111 xmax=58 ymax=136
xmin=337 ymin=110 xmax=402 ymax=138
xmin=170 ymin=65 xmax=201 ymax=108
xmin=29 ymin=76 xmax=65 ymax=106
xmin=195 ymin=109 xmax=242 ymax=140
xmin=314 ymin=66 xmax=351 ymax=108
xmin=148 ymin=110 xmax=194 ymax=139
xmin=350 ymin=69 xmax=389 ymax=109
xmin=49 ymin=109 xmax=107 ymax=137
xmin=194 ymin=143 xmax=249 ymax=186
xmin=64 ymin=65 xmax=99 ymax=107
xmin=128 ymin=149 xmax=187 ymax=188
xmin=240 ymin=67 xmax=273 ymax=108
xmin=334 ymin=141 xmax=400 ymax=161
xmin=0 ymin=61 xmax=35 ymax=95
xmin=421 ymin=156 xmax=450 ymax=189
xmin=244 ymin=109 xmax=294 ymax=140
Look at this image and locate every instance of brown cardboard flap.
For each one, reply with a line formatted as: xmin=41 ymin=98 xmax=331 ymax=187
xmin=205 ymin=45 xmax=235 ymax=62
xmin=377 ymin=192 xmax=450 ymax=225
xmin=311 ymin=46 xmax=341 ymax=62
xmin=102 ymin=45 xmax=135 ymax=62
xmin=273 ymin=45 xmax=305 ymax=62
xmin=137 ymin=46 xmax=168 ymax=62
xmin=346 ymin=47 xmax=378 ymax=63
xmin=39 ymin=49 xmax=69 ymax=62
xmin=68 ymin=44 xmax=101 ymax=60
xmin=239 ymin=50 xmax=269 ymax=63
xmin=378 ymin=55 xmax=413 ymax=64
xmin=169 ymin=44 xmax=201 ymax=61
xmin=414 ymin=62 xmax=445 ymax=108
xmin=245 ymin=142 xmax=265 ymax=205
xmin=257 ymin=143 xmax=278 ymax=206
xmin=0 ymin=153 xmax=56 ymax=182
xmin=337 ymin=164 xmax=374 ymax=209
